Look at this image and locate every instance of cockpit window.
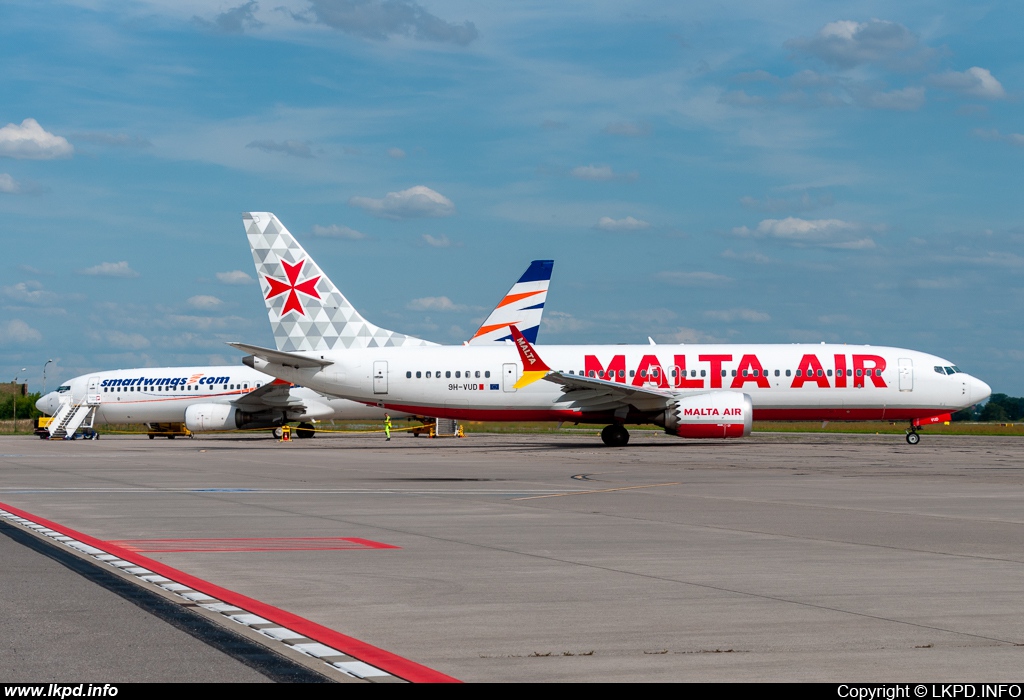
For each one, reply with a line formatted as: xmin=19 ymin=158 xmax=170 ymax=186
xmin=56 ymin=385 xmax=71 ymax=393
xmin=951 ymin=366 xmax=962 ymax=373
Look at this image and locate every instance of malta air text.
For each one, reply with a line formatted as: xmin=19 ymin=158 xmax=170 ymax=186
xmin=583 ymin=353 xmax=888 ymax=390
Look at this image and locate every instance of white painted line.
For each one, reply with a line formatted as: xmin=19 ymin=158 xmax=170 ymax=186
xmin=335 ymin=661 xmax=392 ymax=678
xmin=0 ymin=508 xmax=404 ymax=683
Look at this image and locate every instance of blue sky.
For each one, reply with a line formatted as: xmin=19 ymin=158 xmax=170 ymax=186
xmin=2 ymin=1 xmax=1022 ymax=394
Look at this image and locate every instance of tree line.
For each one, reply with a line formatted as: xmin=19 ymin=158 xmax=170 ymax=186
xmin=0 ymin=393 xmax=43 ymax=421
xmin=953 ymin=394 xmax=1024 ymax=422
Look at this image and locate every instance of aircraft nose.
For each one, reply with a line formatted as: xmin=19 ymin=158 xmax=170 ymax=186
xmin=971 ymin=377 xmax=992 ymax=404
xmin=36 ymin=393 xmax=54 ymax=415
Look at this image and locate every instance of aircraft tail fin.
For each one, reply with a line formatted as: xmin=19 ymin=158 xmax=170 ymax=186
xmin=243 ymin=212 xmax=434 ymax=352
xmin=467 ymin=260 xmax=553 ymax=345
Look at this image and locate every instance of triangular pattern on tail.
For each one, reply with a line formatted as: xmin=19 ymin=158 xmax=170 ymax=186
xmin=244 ymin=212 xmax=435 ymax=352
xmin=468 ymin=259 xmax=553 ymax=345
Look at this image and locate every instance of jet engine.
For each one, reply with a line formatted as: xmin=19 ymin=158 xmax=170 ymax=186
xmin=184 ymin=404 xmax=243 ymax=432
xmin=660 ymin=391 xmax=753 ymax=439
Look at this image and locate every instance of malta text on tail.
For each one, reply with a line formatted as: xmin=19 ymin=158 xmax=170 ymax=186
xmin=243 ymin=212 xmax=434 ymax=352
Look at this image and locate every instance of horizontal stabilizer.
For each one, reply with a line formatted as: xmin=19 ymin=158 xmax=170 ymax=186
xmin=227 ymin=342 xmax=333 ymax=369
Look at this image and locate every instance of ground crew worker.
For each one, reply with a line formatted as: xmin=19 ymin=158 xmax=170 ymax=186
xmin=384 ymin=413 xmax=392 ymax=441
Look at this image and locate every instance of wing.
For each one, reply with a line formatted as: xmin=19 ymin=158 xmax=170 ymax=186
xmin=231 ymin=379 xmax=306 ymax=409
xmin=227 ymin=341 xmax=333 ymax=369
xmin=543 ymin=372 xmax=674 ymax=413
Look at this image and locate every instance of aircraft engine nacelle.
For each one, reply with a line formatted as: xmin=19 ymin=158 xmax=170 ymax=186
xmin=662 ymin=391 xmax=753 ymax=439
xmin=184 ymin=403 xmax=241 ymax=432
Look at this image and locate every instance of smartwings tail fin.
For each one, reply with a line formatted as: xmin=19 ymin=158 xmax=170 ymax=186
xmin=243 ymin=212 xmax=435 ymax=352
xmin=467 ymin=260 xmax=553 ymax=345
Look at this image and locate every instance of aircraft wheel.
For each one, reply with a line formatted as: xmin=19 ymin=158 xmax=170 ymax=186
xmin=296 ymin=422 xmax=315 ymax=439
xmin=601 ymin=424 xmax=630 ymax=447
xmin=273 ymin=427 xmax=284 ymax=439
xmin=168 ymin=435 xmax=175 ymax=439
xmin=148 ymin=434 xmax=155 ymax=440
xmin=906 ymin=431 xmax=920 ymax=445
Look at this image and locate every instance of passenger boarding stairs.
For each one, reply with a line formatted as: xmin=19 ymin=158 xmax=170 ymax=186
xmin=48 ymin=398 xmax=97 ymax=439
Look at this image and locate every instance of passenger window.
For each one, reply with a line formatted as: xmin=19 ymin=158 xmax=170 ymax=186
xmin=619 ymin=370 xmax=625 ymax=378
xmin=817 ymin=369 xmax=823 ymax=377
xmin=485 ymin=371 xmax=490 ymax=378
xmin=639 ymin=369 xmax=647 ymax=378
xmin=785 ymin=370 xmax=791 ymax=377
xmin=426 ymin=371 xmax=432 ymax=378
xmin=475 ymin=371 xmax=480 ymax=378
xmin=455 ymin=371 xmax=461 ymax=378
xmin=446 ymin=371 xmax=451 ymax=378
xmin=569 ymin=370 xmax=574 ymax=375
xmin=589 ymin=371 xmax=596 ymax=378
xmin=630 ymin=370 xmax=635 ymax=377
xmin=774 ymin=370 xmax=780 ymax=377
xmin=826 ymin=369 xmax=832 ymax=376
xmin=731 ymin=370 xmax=737 ymax=377
xmin=856 ymin=369 xmax=863 ymax=377
xmin=847 ymin=369 xmax=852 ymax=377
xmin=796 ymin=370 xmax=802 ymax=377
xmin=416 ymin=371 xmax=422 ymax=378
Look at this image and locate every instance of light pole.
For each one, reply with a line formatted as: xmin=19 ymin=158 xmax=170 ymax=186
xmin=12 ymin=368 xmax=26 ymax=432
xmin=43 ymin=359 xmax=54 ymax=395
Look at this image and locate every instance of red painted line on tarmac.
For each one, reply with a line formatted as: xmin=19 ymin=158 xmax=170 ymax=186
xmin=108 ymin=537 xmax=402 ymax=553
xmin=0 ymin=501 xmax=458 ymax=684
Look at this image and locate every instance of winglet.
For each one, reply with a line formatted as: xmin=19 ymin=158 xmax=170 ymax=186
xmin=510 ymin=325 xmax=550 ymax=389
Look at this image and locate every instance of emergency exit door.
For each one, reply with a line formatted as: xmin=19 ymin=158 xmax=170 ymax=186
xmin=898 ymin=358 xmax=913 ymax=392
xmin=503 ymin=363 xmax=518 ymax=392
xmin=373 ymin=361 xmax=388 ymax=394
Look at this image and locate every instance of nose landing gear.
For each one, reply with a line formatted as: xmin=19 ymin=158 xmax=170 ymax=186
xmin=601 ymin=424 xmax=630 ymax=447
xmin=905 ymin=428 xmax=921 ymax=445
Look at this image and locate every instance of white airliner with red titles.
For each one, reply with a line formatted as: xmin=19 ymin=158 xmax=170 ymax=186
xmin=230 ymin=212 xmax=991 ymax=447
xmin=35 ymin=253 xmax=554 ymax=438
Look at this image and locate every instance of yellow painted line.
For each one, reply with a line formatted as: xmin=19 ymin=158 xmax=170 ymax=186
xmin=512 ymin=482 xmax=681 ymax=501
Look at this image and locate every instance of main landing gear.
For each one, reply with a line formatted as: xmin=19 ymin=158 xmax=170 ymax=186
xmin=905 ymin=427 xmax=921 ymax=445
xmin=601 ymin=424 xmax=630 ymax=447
xmin=295 ymin=422 xmax=316 ymax=439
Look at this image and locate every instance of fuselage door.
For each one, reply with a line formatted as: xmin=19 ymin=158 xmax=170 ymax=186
xmin=86 ymin=376 xmax=102 ymax=405
xmin=503 ymin=363 xmax=518 ymax=392
xmin=898 ymin=358 xmax=913 ymax=392
xmin=373 ymin=361 xmax=388 ymax=394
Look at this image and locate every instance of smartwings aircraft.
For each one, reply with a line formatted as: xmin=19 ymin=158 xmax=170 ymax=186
xmin=36 ymin=254 xmax=554 ymax=438
xmin=231 ymin=212 xmax=991 ymax=447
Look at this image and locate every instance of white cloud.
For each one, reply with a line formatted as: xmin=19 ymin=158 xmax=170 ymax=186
xmin=194 ymin=0 xmax=263 ymax=34
xmin=571 ymin=164 xmax=615 ymax=181
xmin=704 ymin=308 xmax=771 ymax=323
xmin=859 ymin=86 xmax=925 ymax=111
xmin=721 ymin=249 xmax=773 ymax=264
xmin=422 ymin=233 xmax=454 ymax=248
xmin=540 ymin=310 xmax=591 ymax=334
xmin=973 ymin=129 xmax=1024 ymax=147
xmin=349 ymin=185 xmax=455 ymax=219
xmin=732 ymin=217 xmax=876 ymax=249
xmin=571 ymin=164 xmax=638 ymax=181
xmin=3 ymin=281 xmax=58 ymax=306
xmin=80 ymin=261 xmax=139 ymax=277
xmin=602 ymin=121 xmax=651 ymax=137
xmin=0 ymin=319 xmax=42 ymax=345
xmin=786 ymin=20 xmax=923 ymax=69
xmin=216 ymin=270 xmax=254 ymax=285
xmin=740 ymin=190 xmax=834 ymax=213
xmin=299 ymin=0 xmax=478 ymax=46
xmin=669 ymin=326 xmax=724 ymax=343
xmin=0 ymin=118 xmax=73 ymax=160
xmin=0 ymin=173 xmax=22 ymax=193
xmin=90 ymin=330 xmax=150 ymax=350
xmin=245 ymin=139 xmax=313 ymax=158
xmin=187 ymin=295 xmax=223 ymax=309
xmin=407 ymin=296 xmax=465 ymax=311
xmin=929 ymin=67 xmax=1006 ymax=100
xmin=595 ymin=216 xmax=650 ymax=231
xmin=657 ymin=271 xmax=732 ymax=286
xmin=312 ymin=224 xmax=367 ymax=240
xmin=388 ymin=147 xmax=406 ymax=159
